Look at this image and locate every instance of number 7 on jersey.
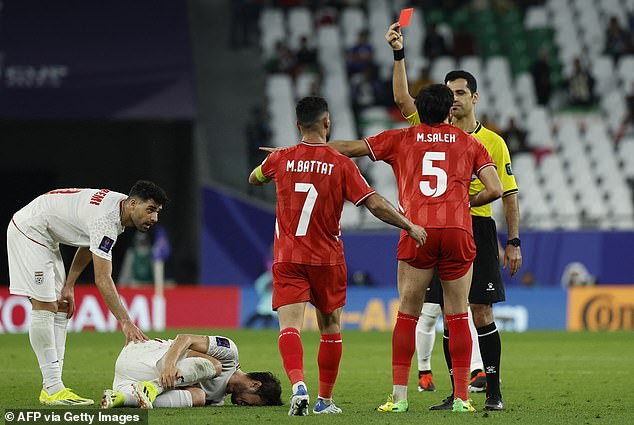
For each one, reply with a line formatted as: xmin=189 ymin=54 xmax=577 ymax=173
xmin=294 ymin=183 xmax=318 ymax=236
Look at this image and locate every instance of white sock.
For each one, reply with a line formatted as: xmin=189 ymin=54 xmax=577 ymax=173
xmin=54 ymin=312 xmax=68 ymax=373
xmin=175 ymin=357 xmax=217 ymax=386
xmin=292 ymin=381 xmax=307 ymax=394
xmin=468 ymin=310 xmax=484 ymax=372
xmin=30 ymin=310 xmax=64 ymax=394
xmin=392 ymin=385 xmax=408 ymax=403
xmin=153 ymin=390 xmax=193 ymax=408
xmin=416 ymin=303 xmax=441 ymax=371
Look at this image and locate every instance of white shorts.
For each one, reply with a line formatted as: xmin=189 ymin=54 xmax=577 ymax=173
xmin=113 ymin=339 xmax=173 ymax=391
xmin=7 ymin=221 xmax=66 ymax=303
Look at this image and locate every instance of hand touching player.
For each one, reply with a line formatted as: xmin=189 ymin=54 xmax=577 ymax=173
xmin=159 ymin=362 xmax=182 ymax=390
xmin=406 ymin=224 xmax=427 ymax=248
xmin=121 ymin=320 xmax=149 ymax=345
xmin=385 ymin=22 xmax=403 ymax=50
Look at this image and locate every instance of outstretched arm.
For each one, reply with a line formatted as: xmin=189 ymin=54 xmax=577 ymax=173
xmin=386 ymin=22 xmax=416 ymax=117
xmin=328 ymin=140 xmax=370 ymax=157
xmin=93 ymin=255 xmax=148 ymax=345
xmin=261 ymin=141 xmax=370 ymax=158
xmin=363 ymin=193 xmax=427 ymax=246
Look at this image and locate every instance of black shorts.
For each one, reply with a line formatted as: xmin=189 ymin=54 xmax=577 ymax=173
xmin=424 ymin=216 xmax=505 ymax=305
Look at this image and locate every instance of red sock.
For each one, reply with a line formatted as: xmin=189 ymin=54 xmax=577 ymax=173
xmin=318 ymin=333 xmax=342 ymax=399
xmin=446 ymin=312 xmax=471 ymax=401
xmin=392 ymin=311 xmax=419 ymax=386
xmin=279 ymin=328 xmax=304 ymax=385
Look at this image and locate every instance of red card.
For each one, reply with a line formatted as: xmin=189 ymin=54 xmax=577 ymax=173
xmin=399 ymin=8 xmax=413 ymax=27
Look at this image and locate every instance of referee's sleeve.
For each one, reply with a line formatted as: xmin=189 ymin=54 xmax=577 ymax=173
xmin=496 ymin=141 xmax=519 ymax=197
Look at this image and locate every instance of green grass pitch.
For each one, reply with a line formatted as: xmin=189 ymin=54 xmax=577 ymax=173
xmin=1 ymin=330 xmax=632 ymax=424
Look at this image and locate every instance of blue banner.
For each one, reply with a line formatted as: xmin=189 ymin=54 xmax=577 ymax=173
xmin=240 ymin=287 xmax=567 ymax=331
xmin=201 ymin=185 xmax=634 ymax=287
xmin=0 ymin=0 xmax=194 ymax=118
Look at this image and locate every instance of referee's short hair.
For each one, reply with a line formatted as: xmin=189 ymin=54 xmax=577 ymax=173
xmin=415 ymin=84 xmax=454 ymax=125
xmin=445 ymin=70 xmax=478 ymax=94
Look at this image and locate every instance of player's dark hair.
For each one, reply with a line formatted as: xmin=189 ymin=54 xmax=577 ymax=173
xmin=414 ymin=84 xmax=454 ymax=125
xmin=128 ymin=180 xmax=169 ymax=206
xmin=296 ymin=96 xmax=329 ymax=130
xmin=444 ymin=70 xmax=478 ymax=94
xmin=247 ymin=372 xmax=283 ymax=406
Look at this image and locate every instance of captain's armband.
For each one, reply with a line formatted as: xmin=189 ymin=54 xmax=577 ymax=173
xmin=255 ymin=166 xmax=271 ymax=183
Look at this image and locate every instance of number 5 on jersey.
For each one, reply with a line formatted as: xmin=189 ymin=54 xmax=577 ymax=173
xmin=294 ymin=183 xmax=318 ymax=236
xmin=420 ymin=152 xmax=447 ymax=197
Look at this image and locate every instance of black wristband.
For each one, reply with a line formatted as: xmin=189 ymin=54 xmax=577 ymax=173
xmin=393 ymin=48 xmax=405 ymax=61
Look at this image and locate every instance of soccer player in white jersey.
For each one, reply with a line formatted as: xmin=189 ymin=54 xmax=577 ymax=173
xmin=7 ymin=180 xmax=168 ymax=406
xmin=101 ymin=334 xmax=283 ymax=408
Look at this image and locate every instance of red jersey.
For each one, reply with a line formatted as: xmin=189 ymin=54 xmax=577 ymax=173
xmin=365 ymin=123 xmax=494 ymax=234
xmin=260 ymin=142 xmax=375 ymax=265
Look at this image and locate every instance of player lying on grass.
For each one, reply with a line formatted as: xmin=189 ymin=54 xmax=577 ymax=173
xmin=101 ymin=334 xmax=282 ymax=408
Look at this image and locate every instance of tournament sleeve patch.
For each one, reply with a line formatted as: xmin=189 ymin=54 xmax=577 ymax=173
xmin=505 ymin=163 xmax=513 ymax=175
xmin=215 ymin=336 xmax=230 ymax=348
xmin=98 ymin=236 xmax=114 ymax=253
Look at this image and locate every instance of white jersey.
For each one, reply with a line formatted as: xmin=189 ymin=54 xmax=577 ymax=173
xmin=201 ymin=336 xmax=240 ymax=406
xmin=11 ymin=188 xmax=127 ymax=261
xmin=114 ymin=336 xmax=240 ymax=406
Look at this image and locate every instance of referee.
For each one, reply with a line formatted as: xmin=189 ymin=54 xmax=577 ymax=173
xmin=385 ymin=22 xmax=522 ymax=412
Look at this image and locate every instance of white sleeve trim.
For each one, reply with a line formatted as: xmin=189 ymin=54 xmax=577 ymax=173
xmin=363 ymin=138 xmax=377 ymax=161
xmin=476 ymin=162 xmax=496 ymax=175
xmin=354 ymin=190 xmax=376 ymax=206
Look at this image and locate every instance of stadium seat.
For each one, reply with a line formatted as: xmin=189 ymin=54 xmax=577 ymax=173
xmin=288 ymin=7 xmax=313 ymax=50
xmin=341 ymin=7 xmax=366 ymax=49
xmin=514 ymin=73 xmax=537 ymax=113
xmin=259 ymin=8 xmax=286 ymax=55
xmin=524 ymin=5 xmax=548 ymax=29
xmin=617 ymin=55 xmax=634 ymax=88
xmin=591 ymin=55 xmax=615 ymax=94
xmin=430 ymin=56 xmax=456 ymax=84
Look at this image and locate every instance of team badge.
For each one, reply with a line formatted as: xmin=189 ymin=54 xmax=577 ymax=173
xmin=215 ymin=337 xmax=230 ymax=348
xmin=34 ymin=271 xmax=44 ymax=285
xmin=98 ymin=236 xmax=114 ymax=253
xmin=505 ymin=163 xmax=513 ymax=175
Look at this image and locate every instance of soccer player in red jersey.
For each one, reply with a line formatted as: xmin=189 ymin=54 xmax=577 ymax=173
xmin=321 ymin=84 xmax=503 ymax=413
xmin=249 ymin=96 xmax=427 ymax=416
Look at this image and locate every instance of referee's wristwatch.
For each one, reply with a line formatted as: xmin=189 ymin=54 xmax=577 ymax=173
xmin=507 ymin=238 xmax=521 ymax=247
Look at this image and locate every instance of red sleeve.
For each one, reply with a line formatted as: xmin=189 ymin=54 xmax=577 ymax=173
xmin=472 ymin=137 xmax=496 ymax=175
xmin=364 ymin=128 xmax=406 ymax=162
xmin=260 ymin=151 xmax=280 ymax=179
xmin=342 ymin=158 xmax=376 ymax=206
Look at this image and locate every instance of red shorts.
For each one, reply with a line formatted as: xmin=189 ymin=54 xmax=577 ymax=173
xmin=272 ymin=262 xmax=347 ymax=315
xmin=397 ymin=227 xmax=476 ymax=280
